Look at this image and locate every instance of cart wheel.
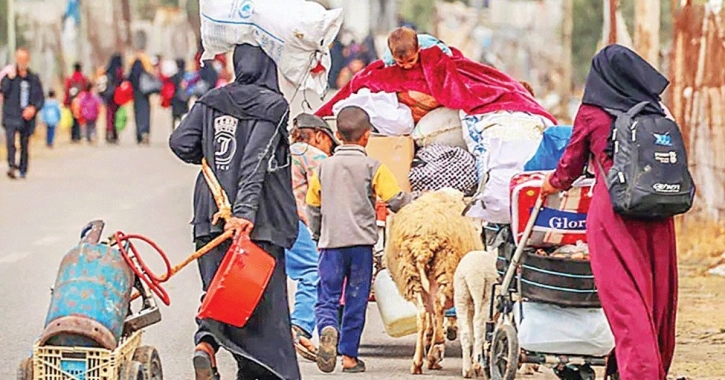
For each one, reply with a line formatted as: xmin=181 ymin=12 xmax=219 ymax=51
xmin=133 ymin=346 xmax=163 ymax=380
xmin=489 ymin=324 xmax=519 ymax=380
xmin=17 ymin=357 xmax=33 ymax=380
xmin=120 ymin=361 xmax=146 ymax=380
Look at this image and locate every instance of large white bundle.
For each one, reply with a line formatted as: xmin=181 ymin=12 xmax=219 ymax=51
xmin=200 ymin=0 xmax=343 ymax=95
xmin=412 ymin=107 xmax=467 ymax=149
xmin=332 ymin=89 xmax=415 ymax=136
xmin=460 ymin=111 xmax=550 ymax=222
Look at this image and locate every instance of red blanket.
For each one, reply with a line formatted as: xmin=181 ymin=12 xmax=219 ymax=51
xmin=316 ymin=47 xmax=557 ymax=124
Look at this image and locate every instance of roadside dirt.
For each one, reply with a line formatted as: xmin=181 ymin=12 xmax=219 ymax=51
xmin=669 ymin=265 xmax=725 ymax=380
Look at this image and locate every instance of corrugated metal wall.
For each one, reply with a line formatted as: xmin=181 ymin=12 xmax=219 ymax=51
xmin=671 ymin=3 xmax=725 ymax=220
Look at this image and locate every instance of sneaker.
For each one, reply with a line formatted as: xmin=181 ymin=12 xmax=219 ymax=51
xmin=19 ymin=171 xmax=26 ymax=179
xmin=6 ymin=169 xmax=17 ymax=179
xmin=193 ymin=342 xmax=220 ymax=380
xmin=317 ymin=326 xmax=338 ymax=373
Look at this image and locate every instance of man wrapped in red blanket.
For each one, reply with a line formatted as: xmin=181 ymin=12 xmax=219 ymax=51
xmin=315 ymin=29 xmax=556 ymax=125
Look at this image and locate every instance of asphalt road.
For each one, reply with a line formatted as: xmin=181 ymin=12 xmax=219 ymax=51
xmin=0 ymin=92 xmax=559 ymax=379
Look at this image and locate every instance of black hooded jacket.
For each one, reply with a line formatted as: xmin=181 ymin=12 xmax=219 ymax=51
xmin=170 ymin=59 xmax=190 ymax=117
xmin=169 ymin=44 xmax=298 ymax=249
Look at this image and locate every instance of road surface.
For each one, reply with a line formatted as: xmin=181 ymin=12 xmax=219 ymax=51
xmin=0 ymin=95 xmax=561 ymax=379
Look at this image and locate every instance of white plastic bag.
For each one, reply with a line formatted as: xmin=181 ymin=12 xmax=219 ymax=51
xmin=412 ymin=107 xmax=468 ymax=149
xmin=200 ymin=0 xmax=343 ymax=94
xmin=514 ymin=301 xmax=615 ymax=357
xmin=373 ymin=269 xmax=418 ymax=338
xmin=332 ymin=89 xmax=415 ymax=136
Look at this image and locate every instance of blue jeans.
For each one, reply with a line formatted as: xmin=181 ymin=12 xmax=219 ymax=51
xmin=316 ymin=245 xmax=373 ymax=358
xmin=285 ymin=220 xmax=320 ymax=335
xmin=46 ymin=125 xmax=56 ymax=146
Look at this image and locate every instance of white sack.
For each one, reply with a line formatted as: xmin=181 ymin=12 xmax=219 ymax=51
xmin=514 ymin=301 xmax=615 ymax=357
xmin=200 ymin=0 xmax=343 ymax=95
xmin=332 ymin=89 xmax=415 ymax=136
xmin=460 ymin=111 xmax=550 ymax=222
xmin=412 ymin=107 xmax=468 ymax=149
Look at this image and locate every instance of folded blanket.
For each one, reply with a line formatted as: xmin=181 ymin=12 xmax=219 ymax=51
xmin=316 ymin=47 xmax=556 ymax=125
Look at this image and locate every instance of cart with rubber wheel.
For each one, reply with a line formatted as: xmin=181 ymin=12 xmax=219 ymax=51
xmin=482 ymin=172 xmax=618 ymax=380
xmin=17 ymin=220 xmax=165 ymax=380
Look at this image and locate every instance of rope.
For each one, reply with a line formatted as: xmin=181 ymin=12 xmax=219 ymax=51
xmin=118 ymin=51 xmax=326 ymax=305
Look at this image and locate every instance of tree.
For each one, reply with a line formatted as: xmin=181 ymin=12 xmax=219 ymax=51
xmin=0 ymin=0 xmax=7 ymax=48
xmin=572 ymin=0 xmax=674 ymax=87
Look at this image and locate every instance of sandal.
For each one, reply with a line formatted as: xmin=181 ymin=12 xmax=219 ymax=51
xmin=342 ymin=359 xmax=366 ymax=373
xmin=193 ymin=343 xmax=220 ymax=380
xmin=292 ymin=325 xmax=318 ymax=362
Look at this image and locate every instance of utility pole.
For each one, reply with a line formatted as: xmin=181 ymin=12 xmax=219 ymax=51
xmin=635 ymin=0 xmax=661 ymax=68
xmin=8 ymin=0 xmax=16 ymax=57
xmin=561 ymin=0 xmax=573 ymax=122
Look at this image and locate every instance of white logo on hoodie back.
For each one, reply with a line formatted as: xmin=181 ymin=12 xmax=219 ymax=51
xmin=214 ymin=116 xmax=238 ymax=171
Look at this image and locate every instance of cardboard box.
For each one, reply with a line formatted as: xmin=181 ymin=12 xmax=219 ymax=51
xmin=366 ymin=134 xmax=414 ymax=192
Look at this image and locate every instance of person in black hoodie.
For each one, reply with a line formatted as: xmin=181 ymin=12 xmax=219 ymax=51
xmin=169 ymin=44 xmax=300 ymax=380
xmin=1 ymin=47 xmax=44 ymax=179
xmin=102 ymin=54 xmax=124 ymax=144
xmin=170 ymin=58 xmax=190 ymax=130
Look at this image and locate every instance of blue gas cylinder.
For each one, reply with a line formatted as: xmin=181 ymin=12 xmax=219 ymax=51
xmin=39 ymin=221 xmax=134 ymax=350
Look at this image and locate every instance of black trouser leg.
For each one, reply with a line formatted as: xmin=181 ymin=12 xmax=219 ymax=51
xmin=5 ymin=125 xmax=17 ymax=170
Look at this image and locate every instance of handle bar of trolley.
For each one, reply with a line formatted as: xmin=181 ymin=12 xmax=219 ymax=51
xmin=498 ymin=196 xmax=544 ymax=297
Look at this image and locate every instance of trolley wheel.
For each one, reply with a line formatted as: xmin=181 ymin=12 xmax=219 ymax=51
xmin=133 ymin=346 xmax=163 ymax=380
xmin=16 ymin=357 xmax=33 ymax=380
xmin=489 ymin=324 xmax=519 ymax=380
xmin=120 ymin=361 xmax=146 ymax=380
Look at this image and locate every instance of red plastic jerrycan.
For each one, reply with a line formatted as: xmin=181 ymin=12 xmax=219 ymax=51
xmin=197 ymin=236 xmax=276 ymax=328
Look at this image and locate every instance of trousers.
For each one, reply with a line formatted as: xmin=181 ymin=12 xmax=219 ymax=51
xmin=315 ymin=245 xmax=373 ymax=358
xmin=285 ymin=220 xmax=319 ymax=335
xmin=4 ymin=122 xmax=31 ymax=173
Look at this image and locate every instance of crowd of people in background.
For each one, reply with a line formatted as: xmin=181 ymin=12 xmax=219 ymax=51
xmin=0 ymin=41 xmax=232 ymax=180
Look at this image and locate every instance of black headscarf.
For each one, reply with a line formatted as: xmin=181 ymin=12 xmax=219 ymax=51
xmin=198 ymin=44 xmax=288 ymax=124
xmin=581 ymin=44 xmax=669 ymax=115
xmin=176 ymin=58 xmax=186 ymax=73
xmin=106 ymin=54 xmax=123 ymax=81
xmin=106 ymin=54 xmax=123 ymax=75
xmin=172 ymin=58 xmax=186 ymax=86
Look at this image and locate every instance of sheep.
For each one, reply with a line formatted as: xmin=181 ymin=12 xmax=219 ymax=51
xmin=454 ymin=249 xmax=540 ymax=378
xmin=384 ymin=188 xmax=484 ymax=375
xmin=453 ymin=250 xmax=499 ymax=378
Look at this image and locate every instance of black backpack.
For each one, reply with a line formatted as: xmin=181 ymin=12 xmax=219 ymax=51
xmin=596 ymin=101 xmax=695 ymax=219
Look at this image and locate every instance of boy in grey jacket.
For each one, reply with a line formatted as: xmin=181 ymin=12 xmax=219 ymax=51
xmin=306 ymin=106 xmax=413 ymax=374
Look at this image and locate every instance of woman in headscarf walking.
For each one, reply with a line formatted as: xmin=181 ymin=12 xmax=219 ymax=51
xmin=102 ymin=54 xmax=124 ymax=144
xmin=129 ymin=50 xmax=154 ymax=145
xmin=169 ymin=44 xmax=300 ymax=380
xmin=541 ymin=44 xmax=678 ymax=380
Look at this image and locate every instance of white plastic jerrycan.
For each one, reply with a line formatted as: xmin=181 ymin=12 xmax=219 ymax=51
xmin=373 ymin=269 xmax=418 ymax=338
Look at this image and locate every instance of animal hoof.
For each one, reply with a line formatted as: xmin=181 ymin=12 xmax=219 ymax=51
xmin=411 ymin=363 xmax=423 ymax=375
xmin=462 ymin=369 xmax=473 ymax=378
xmin=473 ymin=363 xmax=483 ymax=377
xmin=428 ymin=361 xmax=442 ymax=370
